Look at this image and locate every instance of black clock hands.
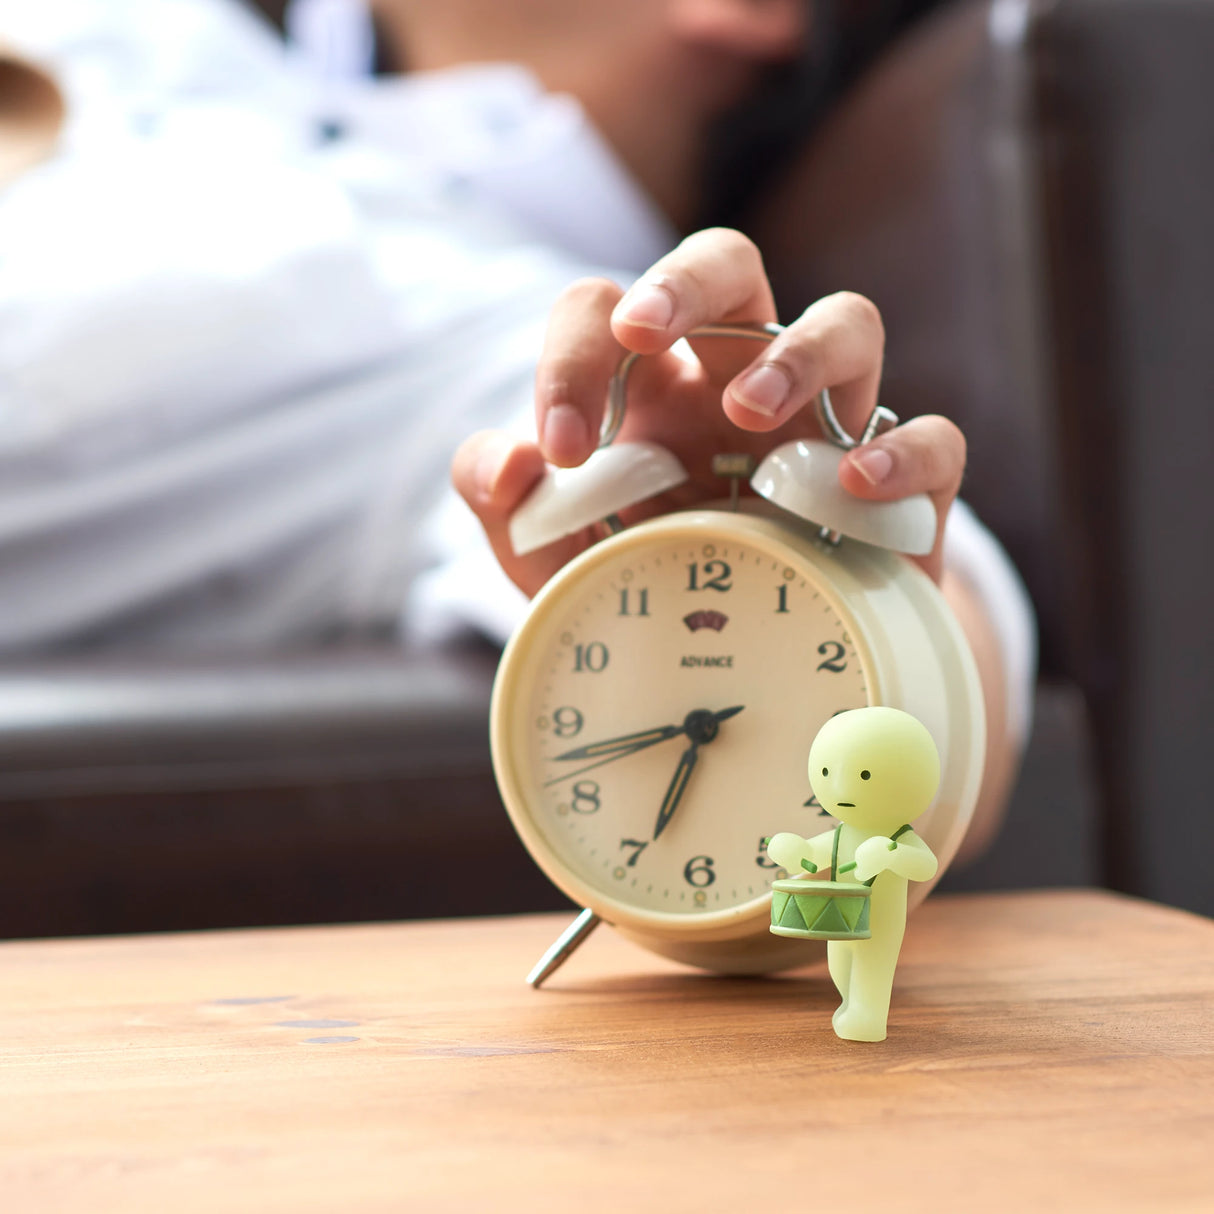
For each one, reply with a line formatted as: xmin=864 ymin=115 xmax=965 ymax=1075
xmin=650 ymin=707 xmax=737 ymax=841
xmin=553 ymin=722 xmax=684 ymax=762
xmin=653 ymin=744 xmax=698 ymax=841
xmin=543 ymin=726 xmax=681 ymax=788
xmin=545 ymin=705 xmax=743 ymax=788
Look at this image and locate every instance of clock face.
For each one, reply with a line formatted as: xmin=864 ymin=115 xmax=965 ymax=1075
xmin=494 ymin=517 xmax=875 ymax=928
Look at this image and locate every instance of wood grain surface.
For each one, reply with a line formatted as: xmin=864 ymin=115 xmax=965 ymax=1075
xmin=1 ymin=890 xmax=1211 ymax=1213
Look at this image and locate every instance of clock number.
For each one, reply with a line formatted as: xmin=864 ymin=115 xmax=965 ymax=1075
xmin=816 ymin=640 xmax=848 ymax=673
xmin=551 ymin=707 xmax=584 ymax=738
xmin=618 ymin=588 xmax=650 ymax=616
xmin=571 ymin=781 xmax=601 ymax=814
xmin=686 ymin=561 xmax=732 ymax=592
xmin=775 ymin=585 xmax=790 ymax=614
xmin=573 ymin=642 xmax=610 ymax=673
xmin=756 ymin=837 xmax=779 ymax=869
xmin=683 ymin=855 xmax=716 ymax=888
xmin=620 ymin=838 xmax=649 ymax=867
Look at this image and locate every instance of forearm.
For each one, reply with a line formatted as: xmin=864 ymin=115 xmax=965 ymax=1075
xmin=940 ymin=564 xmax=1021 ymax=864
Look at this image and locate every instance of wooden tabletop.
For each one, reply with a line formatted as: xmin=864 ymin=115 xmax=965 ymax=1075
xmin=1 ymin=890 xmax=1211 ymax=1213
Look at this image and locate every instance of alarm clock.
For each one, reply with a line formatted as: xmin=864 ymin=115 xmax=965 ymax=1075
xmin=490 ymin=325 xmax=985 ymax=984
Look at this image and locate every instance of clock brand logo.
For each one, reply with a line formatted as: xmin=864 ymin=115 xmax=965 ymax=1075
xmin=683 ymin=610 xmax=729 ymax=633
xmin=680 ymin=654 xmax=734 ymax=668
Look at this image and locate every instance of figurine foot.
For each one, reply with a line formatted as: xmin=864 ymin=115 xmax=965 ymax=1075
xmin=832 ymin=1005 xmax=887 ymax=1043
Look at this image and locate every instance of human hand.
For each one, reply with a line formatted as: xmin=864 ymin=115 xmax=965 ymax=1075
xmin=452 ymin=228 xmax=966 ymax=598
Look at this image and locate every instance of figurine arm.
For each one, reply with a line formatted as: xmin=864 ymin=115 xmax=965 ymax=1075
xmin=766 ymin=830 xmax=834 ymax=875
xmin=852 ymin=831 xmax=938 ymax=884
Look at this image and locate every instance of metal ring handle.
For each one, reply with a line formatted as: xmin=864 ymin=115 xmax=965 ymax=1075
xmin=602 ymin=322 xmax=897 ymax=450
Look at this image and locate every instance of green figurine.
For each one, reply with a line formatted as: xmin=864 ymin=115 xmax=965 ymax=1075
xmin=766 ymin=707 xmax=940 ymax=1042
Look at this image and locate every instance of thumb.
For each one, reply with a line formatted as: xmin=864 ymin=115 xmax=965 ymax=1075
xmin=452 ymin=431 xmax=593 ymax=599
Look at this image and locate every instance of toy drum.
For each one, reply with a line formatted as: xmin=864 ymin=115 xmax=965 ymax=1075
xmin=770 ymin=879 xmax=872 ymax=941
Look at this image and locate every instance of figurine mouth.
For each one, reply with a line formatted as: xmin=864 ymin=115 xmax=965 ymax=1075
xmin=836 ymin=802 xmax=855 ymax=809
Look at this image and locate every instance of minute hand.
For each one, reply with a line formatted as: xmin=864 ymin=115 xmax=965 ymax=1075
xmin=544 ymin=725 xmax=685 ymax=788
xmin=553 ymin=705 xmax=744 ymax=764
xmin=554 ymin=723 xmax=683 ymax=762
xmin=546 ymin=705 xmax=744 ymax=789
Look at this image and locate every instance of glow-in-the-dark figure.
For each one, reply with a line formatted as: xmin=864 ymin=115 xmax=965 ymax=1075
xmin=767 ymin=707 xmax=940 ymax=1042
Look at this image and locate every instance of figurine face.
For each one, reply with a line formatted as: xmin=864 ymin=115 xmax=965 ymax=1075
xmin=807 ymin=707 xmax=940 ymax=835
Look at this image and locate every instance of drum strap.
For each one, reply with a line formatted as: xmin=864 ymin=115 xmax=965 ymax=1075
xmin=832 ymin=822 xmax=914 ymax=884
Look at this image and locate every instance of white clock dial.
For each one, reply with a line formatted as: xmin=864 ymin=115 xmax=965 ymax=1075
xmin=497 ymin=522 xmax=874 ymax=928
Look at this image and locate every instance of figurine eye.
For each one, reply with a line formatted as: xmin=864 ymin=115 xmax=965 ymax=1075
xmin=860 ymin=770 xmax=871 ymax=780
xmin=821 ymin=767 xmax=829 ymax=777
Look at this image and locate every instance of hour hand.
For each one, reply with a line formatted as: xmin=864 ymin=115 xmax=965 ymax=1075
xmin=653 ymin=744 xmax=699 ymax=842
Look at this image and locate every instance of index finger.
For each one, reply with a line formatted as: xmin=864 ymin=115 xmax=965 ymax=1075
xmin=537 ymin=229 xmax=778 ymax=468
xmin=611 ymin=228 xmax=778 ymax=377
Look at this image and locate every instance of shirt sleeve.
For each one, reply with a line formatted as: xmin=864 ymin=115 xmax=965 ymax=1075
xmin=0 ymin=6 xmax=668 ymax=653
xmin=0 ymin=127 xmax=618 ymax=652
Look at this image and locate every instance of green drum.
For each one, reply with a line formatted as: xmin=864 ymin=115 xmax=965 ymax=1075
xmin=770 ymin=879 xmax=872 ymax=941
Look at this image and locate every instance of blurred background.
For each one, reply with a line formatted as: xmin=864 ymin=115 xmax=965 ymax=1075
xmin=0 ymin=0 xmax=1210 ymax=939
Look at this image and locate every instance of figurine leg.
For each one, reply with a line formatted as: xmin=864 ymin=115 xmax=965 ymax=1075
xmin=826 ymin=939 xmax=853 ymax=1005
xmin=831 ymin=879 xmax=909 ymax=1043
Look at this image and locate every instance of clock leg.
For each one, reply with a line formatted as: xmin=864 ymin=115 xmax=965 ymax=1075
xmin=526 ymin=908 xmax=603 ymax=988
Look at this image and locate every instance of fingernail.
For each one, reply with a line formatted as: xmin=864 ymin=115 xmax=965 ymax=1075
xmin=615 ymin=281 xmax=675 ymax=330
xmin=474 ymin=433 xmax=514 ymax=499
xmin=849 ymin=446 xmax=893 ymax=485
xmin=542 ymin=404 xmax=591 ymax=463
xmin=733 ymin=363 xmax=792 ymax=417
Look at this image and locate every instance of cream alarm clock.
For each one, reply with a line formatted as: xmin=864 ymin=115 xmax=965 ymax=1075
xmin=490 ymin=325 xmax=985 ymax=986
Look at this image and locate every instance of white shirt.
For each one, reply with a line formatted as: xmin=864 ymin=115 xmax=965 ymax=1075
xmin=0 ymin=0 xmax=1035 ymax=752
xmin=0 ymin=0 xmax=671 ymax=651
